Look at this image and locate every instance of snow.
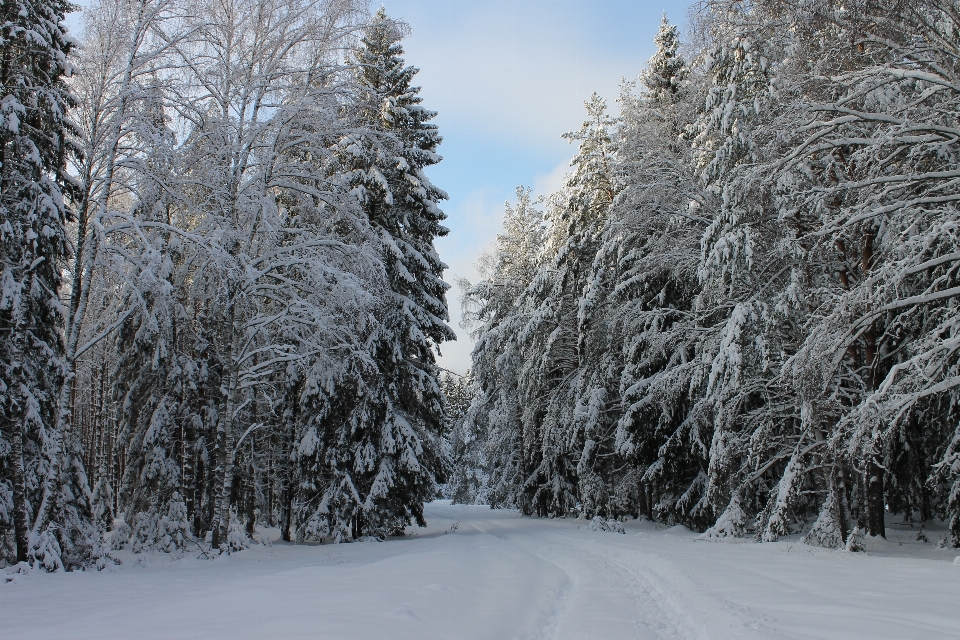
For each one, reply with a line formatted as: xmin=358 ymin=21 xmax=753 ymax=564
xmin=3 ymin=501 xmax=959 ymax=639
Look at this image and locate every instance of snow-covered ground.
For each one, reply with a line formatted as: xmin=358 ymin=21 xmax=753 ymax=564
xmin=3 ymin=501 xmax=958 ymax=639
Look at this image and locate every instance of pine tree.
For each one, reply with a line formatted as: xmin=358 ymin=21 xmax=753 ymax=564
xmin=361 ymin=7 xmax=454 ymax=531
xmin=766 ymin=0 xmax=960 ymax=545
xmin=583 ymin=17 xmax=707 ymax=524
xmin=527 ymin=95 xmax=619 ymax=517
xmin=440 ymin=372 xmax=478 ymax=502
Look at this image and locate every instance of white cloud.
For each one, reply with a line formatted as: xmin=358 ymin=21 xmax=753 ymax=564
xmin=393 ymin=1 xmax=646 ymax=152
xmin=533 ymin=158 xmax=571 ymax=199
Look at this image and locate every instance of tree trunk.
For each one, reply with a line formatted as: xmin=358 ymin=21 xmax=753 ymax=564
xmin=245 ymin=460 xmax=256 ymax=538
xmin=183 ymin=435 xmax=195 ymax=530
xmin=107 ymin=416 xmax=118 ymax=520
xmin=211 ymin=361 xmax=239 ymax=548
xmin=193 ymin=451 xmax=205 ymax=537
xmin=637 ymin=479 xmax=648 ymax=519
xmin=210 ymin=289 xmax=240 ymax=549
xmin=860 ymin=226 xmax=886 ymax=538
xmin=831 ymin=462 xmax=852 ymax=545
xmin=866 ymin=455 xmax=885 ymax=538
xmin=182 ymin=392 xmax=197 ymax=534
xmin=648 ymin=481 xmax=657 ymax=520
xmin=281 ymin=484 xmax=293 ymax=543
xmin=11 ymin=427 xmax=30 ymax=563
xmin=267 ymin=455 xmax=274 ymax=527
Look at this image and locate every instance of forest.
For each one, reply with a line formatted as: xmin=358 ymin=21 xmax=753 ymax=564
xmin=2 ymin=0 xmax=454 ymax=569
xmin=450 ymin=0 xmax=960 ymax=551
xmin=2 ymin=0 xmax=959 ymax=575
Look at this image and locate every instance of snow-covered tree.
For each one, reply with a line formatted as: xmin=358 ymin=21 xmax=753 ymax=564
xmin=296 ymin=8 xmax=454 ymax=540
xmin=643 ymin=14 xmax=687 ymax=103
xmin=525 ymin=93 xmax=620 ymax=517
xmin=440 ymin=371 xmax=481 ymax=503
xmin=464 ymin=96 xmax=621 ymax=518
xmin=0 ymin=0 xmax=103 ymax=569
xmin=161 ymin=0 xmax=377 ymax=550
xmin=65 ymin=0 xmax=199 ymax=553
xmin=461 ymin=2 xmax=960 ymax=549
xmin=460 ymin=188 xmax=548 ymax=509
xmin=767 ymin=0 xmax=960 ymax=545
xmin=588 ymin=17 xmax=709 ymax=524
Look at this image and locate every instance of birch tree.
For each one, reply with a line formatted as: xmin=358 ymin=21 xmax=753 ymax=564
xmin=152 ymin=0 xmax=376 ymax=549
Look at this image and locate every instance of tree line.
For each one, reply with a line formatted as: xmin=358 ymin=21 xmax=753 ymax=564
xmin=453 ymin=0 xmax=960 ymax=549
xmin=1 ymin=0 xmax=454 ymax=569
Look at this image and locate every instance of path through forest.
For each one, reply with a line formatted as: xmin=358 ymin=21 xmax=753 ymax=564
xmin=3 ymin=501 xmax=958 ymax=639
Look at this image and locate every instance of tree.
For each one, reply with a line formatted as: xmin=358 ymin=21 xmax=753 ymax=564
xmin=300 ymin=8 xmax=455 ymax=539
xmin=588 ymin=17 xmax=708 ymax=524
xmin=0 ymin=0 xmax=102 ymax=569
xmin=440 ymin=371 xmax=480 ymax=503
xmin=459 ymin=2 xmax=960 ymax=550
xmin=766 ymin=0 xmax=960 ymax=545
xmin=460 ymin=188 xmax=548 ymax=510
xmin=465 ymin=96 xmax=620 ymax=518
xmin=67 ymin=0 xmax=195 ymax=552
xmin=520 ymin=93 xmax=619 ymax=517
xmin=162 ymin=0 xmax=376 ymax=550
xmin=643 ymin=14 xmax=687 ymax=103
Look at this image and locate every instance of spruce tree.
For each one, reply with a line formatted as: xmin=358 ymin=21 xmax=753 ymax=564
xmin=1 ymin=0 xmax=100 ymax=568
xmin=322 ymin=9 xmax=455 ymax=537
xmin=577 ymin=17 xmax=704 ymax=524
xmin=459 ymin=188 xmax=547 ymax=510
xmin=642 ymin=15 xmax=687 ymax=103
xmin=521 ymin=95 xmax=619 ymax=517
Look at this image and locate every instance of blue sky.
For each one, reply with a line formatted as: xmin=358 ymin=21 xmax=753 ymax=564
xmin=382 ymin=0 xmax=696 ymax=373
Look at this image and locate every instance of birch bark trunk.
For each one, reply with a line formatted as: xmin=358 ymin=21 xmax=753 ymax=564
xmin=212 ymin=307 xmax=239 ymax=548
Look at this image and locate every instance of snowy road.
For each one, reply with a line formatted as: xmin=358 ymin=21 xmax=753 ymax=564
xmin=2 ymin=501 xmax=958 ymax=639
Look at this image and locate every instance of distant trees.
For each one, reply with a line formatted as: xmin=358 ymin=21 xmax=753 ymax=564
xmin=0 ymin=1 xmax=455 ymax=569
xmin=456 ymin=0 xmax=960 ymax=548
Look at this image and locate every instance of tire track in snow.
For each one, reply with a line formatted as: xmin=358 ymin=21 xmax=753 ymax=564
xmin=462 ymin=519 xmax=576 ymax=640
xmin=577 ymin=534 xmax=783 ymax=640
xmin=465 ymin=517 xmax=705 ymax=640
xmin=535 ymin=529 xmax=706 ymax=640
